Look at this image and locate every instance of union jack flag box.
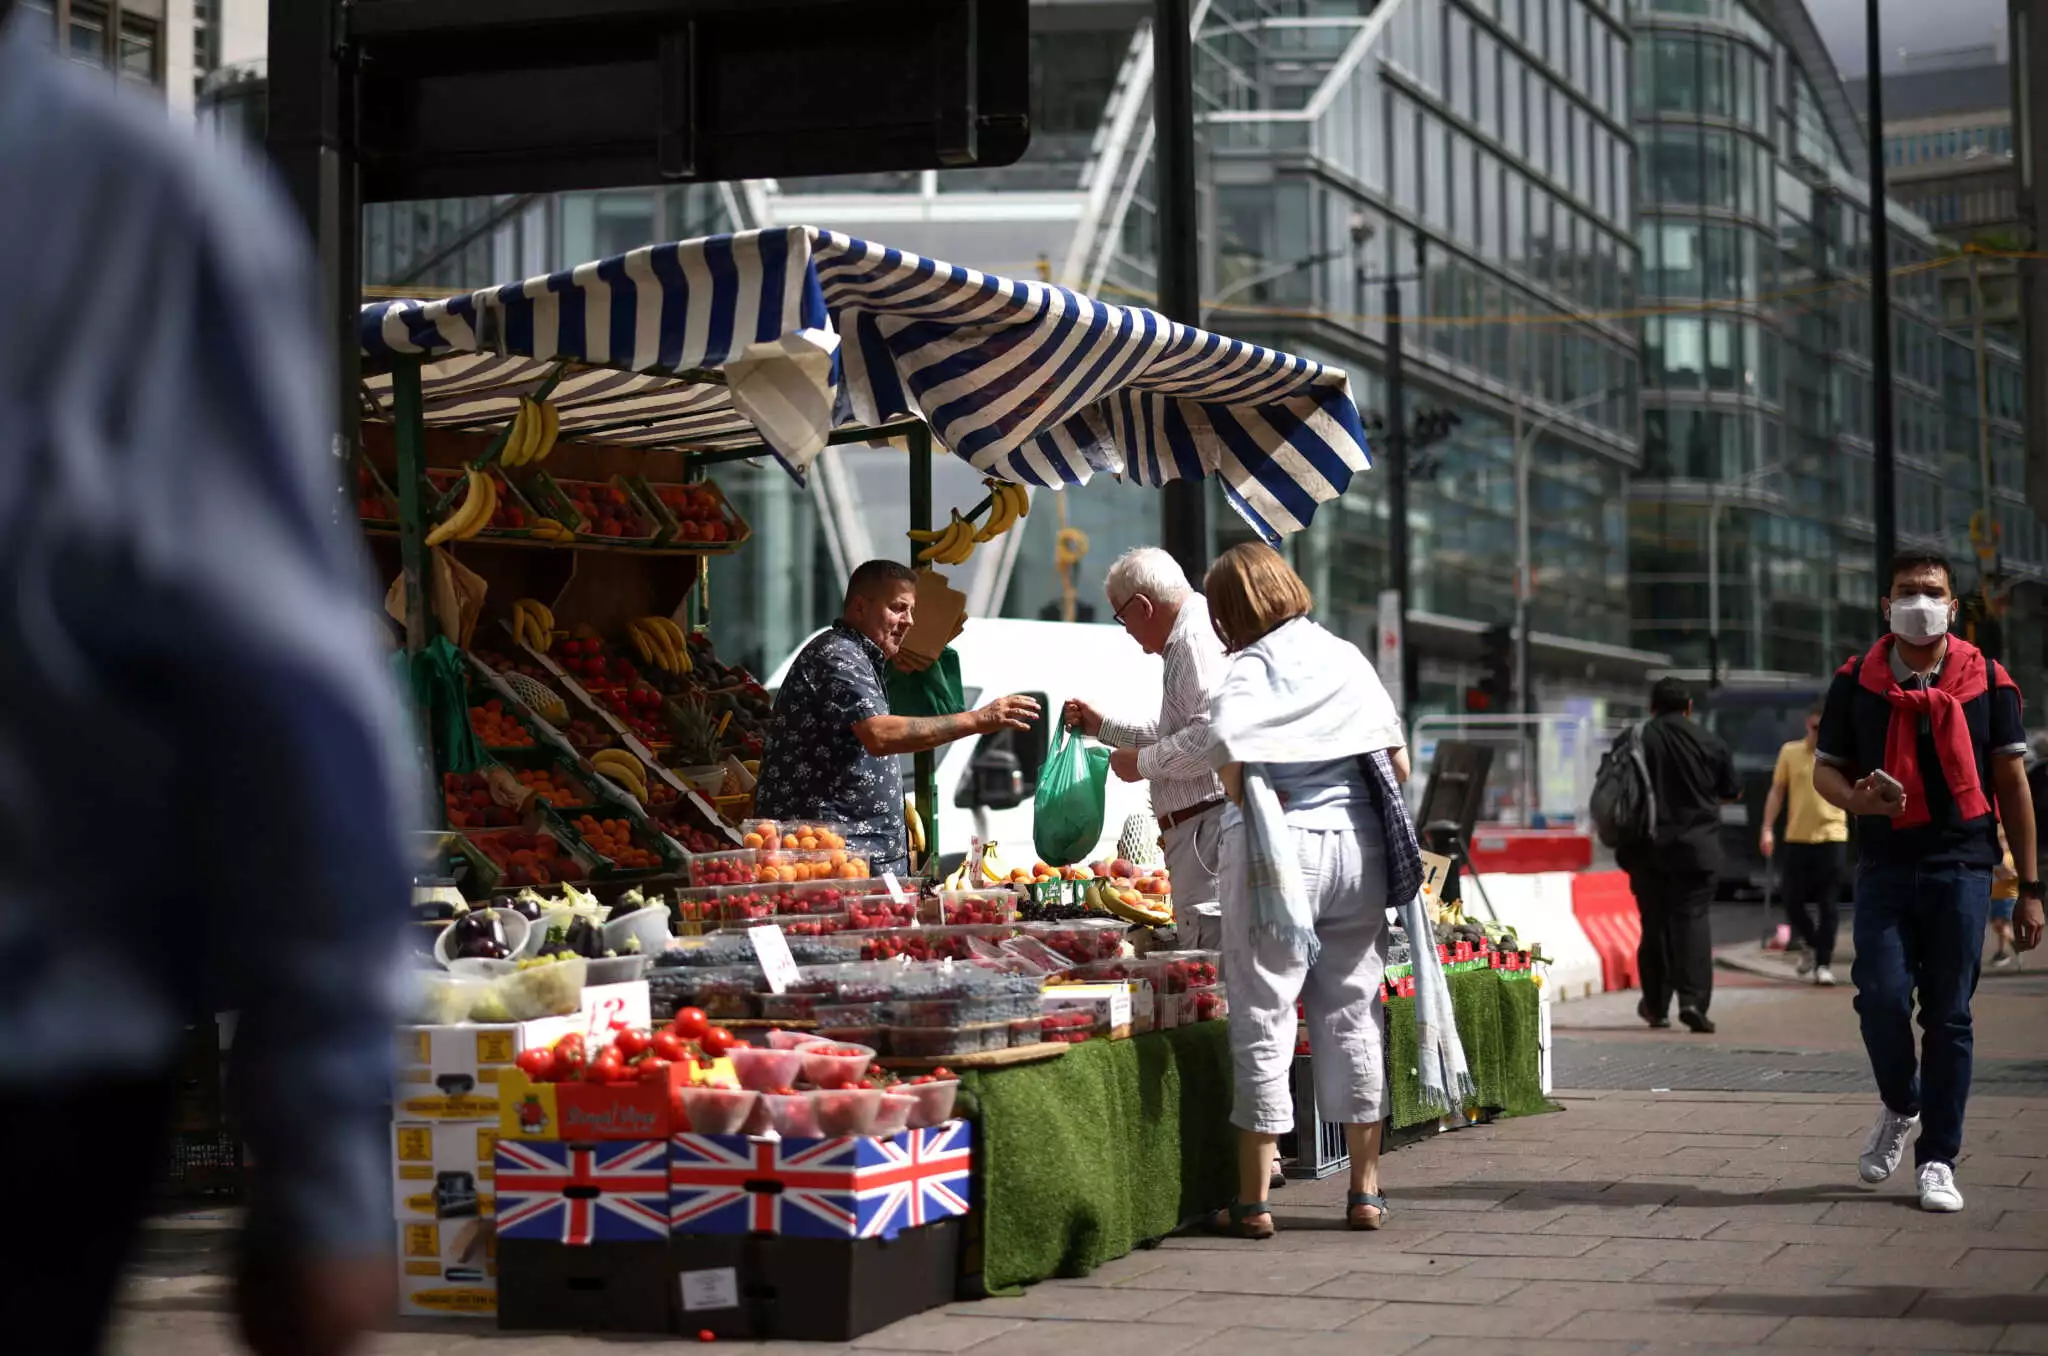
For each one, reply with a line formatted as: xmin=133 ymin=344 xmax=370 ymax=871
xmin=494 ymin=1139 xmax=670 ymax=1246
xmin=668 ymin=1120 xmax=972 ymax=1241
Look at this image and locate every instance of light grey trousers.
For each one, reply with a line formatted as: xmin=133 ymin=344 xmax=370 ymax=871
xmin=1161 ymin=804 xmax=1224 ymax=950
xmin=1219 ymin=810 xmax=1389 ymax=1135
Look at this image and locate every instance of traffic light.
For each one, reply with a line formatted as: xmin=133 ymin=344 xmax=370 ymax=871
xmin=1467 ymin=622 xmax=1513 ymax=714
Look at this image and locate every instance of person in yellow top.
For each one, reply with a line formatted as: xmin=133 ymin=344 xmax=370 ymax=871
xmin=1760 ymin=704 xmax=1850 ymax=985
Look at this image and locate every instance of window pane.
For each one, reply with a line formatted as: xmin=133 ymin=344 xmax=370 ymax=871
xmin=69 ymin=6 xmax=105 ymax=66
xmin=1424 ymin=114 xmax=1449 ymax=229
xmin=1476 ymin=33 xmax=1498 ymax=140
xmin=1452 ymin=133 xmax=1474 ymax=246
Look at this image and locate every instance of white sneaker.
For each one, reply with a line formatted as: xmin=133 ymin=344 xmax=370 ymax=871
xmin=1859 ymin=1106 xmax=1920 ymax=1182
xmin=1814 ymin=966 xmax=1837 ymax=986
xmin=1918 ymin=1161 xmax=1964 ymax=1212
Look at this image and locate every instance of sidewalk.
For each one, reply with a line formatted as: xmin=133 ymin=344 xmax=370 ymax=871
xmin=111 ymin=1090 xmax=2048 ymax=1355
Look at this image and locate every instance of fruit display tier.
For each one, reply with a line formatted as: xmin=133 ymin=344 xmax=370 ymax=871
xmin=877 ymin=1042 xmax=1067 ymax=1071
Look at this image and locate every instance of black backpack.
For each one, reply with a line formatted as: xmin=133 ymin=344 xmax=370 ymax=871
xmin=1590 ymin=722 xmax=1658 ymax=850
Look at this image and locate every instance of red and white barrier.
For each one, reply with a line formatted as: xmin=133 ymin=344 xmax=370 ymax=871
xmin=1463 ymin=868 xmax=1642 ymax=1002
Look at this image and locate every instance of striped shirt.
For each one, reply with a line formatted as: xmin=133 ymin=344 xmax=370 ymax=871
xmin=1099 ymin=593 xmax=1230 ymax=819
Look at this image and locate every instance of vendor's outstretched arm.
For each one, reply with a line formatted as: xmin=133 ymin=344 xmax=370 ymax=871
xmin=855 ymin=694 xmax=1039 ymax=757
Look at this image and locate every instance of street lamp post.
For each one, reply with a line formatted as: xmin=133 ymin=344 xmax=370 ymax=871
xmin=1511 ymin=382 xmax=1618 ymax=718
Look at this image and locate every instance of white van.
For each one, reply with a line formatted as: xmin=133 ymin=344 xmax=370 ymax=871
xmin=763 ymin=618 xmax=1165 ymax=872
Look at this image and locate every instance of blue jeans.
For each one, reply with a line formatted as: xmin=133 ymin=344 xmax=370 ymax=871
xmin=1851 ymin=860 xmax=1993 ymax=1167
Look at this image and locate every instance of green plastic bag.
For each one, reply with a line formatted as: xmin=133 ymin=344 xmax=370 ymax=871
xmin=886 ymin=647 xmax=965 ymax=719
xmin=399 ymin=635 xmax=486 ymax=777
xmin=1033 ymin=726 xmax=1110 ymax=866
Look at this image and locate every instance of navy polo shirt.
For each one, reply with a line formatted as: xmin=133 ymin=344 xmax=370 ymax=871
xmin=1816 ymin=647 xmax=2026 ymax=868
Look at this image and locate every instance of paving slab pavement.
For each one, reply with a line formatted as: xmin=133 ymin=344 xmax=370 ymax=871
xmin=108 ymin=1089 xmax=2048 ymax=1355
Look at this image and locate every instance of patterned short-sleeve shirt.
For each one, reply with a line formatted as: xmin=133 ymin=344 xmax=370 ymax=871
xmin=753 ymin=621 xmax=906 ymax=870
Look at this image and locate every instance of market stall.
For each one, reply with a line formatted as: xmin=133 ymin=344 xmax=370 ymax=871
xmin=362 ymin=226 xmax=1546 ymax=1337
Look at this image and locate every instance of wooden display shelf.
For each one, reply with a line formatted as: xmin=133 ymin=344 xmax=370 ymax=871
xmin=879 ymin=1043 xmax=1068 ymax=1071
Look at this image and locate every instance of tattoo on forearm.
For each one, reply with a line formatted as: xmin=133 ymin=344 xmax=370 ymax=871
xmin=894 ymin=713 xmax=979 ymax=747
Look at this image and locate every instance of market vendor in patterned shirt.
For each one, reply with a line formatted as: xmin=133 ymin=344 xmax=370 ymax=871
xmin=753 ymin=559 xmax=1039 ymax=877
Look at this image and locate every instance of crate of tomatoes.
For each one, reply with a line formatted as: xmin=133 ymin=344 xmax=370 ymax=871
xmin=635 ymin=476 xmax=751 ymax=551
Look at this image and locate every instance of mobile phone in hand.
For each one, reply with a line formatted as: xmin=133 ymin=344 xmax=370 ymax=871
xmin=1868 ymin=769 xmax=1906 ymax=805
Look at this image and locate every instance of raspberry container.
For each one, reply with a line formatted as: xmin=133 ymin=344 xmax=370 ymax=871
xmin=901 ymin=1079 xmax=961 ymax=1127
xmin=677 ymin=1085 xmax=759 ymax=1135
xmin=807 ymin=1086 xmax=883 ymax=1136
xmin=798 ymin=1041 xmax=875 ymax=1088
xmin=759 ymin=1090 xmax=820 ymax=1137
xmin=871 ymin=1092 xmax=917 ymax=1137
xmin=726 ymin=1045 xmax=806 ymax=1093
xmin=1019 ymin=918 xmax=1129 ymax=964
xmin=687 ymin=850 xmax=758 ymax=887
xmin=1150 ymin=949 xmax=1222 ymax=992
xmin=930 ymin=889 xmax=1020 ymax=927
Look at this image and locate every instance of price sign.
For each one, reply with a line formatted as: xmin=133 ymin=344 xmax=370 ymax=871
xmin=883 ymin=872 xmax=909 ymax=905
xmin=749 ymin=924 xmax=802 ymax=994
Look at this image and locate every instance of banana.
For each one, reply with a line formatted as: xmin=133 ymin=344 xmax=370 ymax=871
xmin=502 ymin=399 xmax=533 ymax=467
xmin=461 ymin=470 xmax=498 ymax=539
xmin=533 ymin=401 xmax=560 ymax=463
xmin=652 ymin=618 xmax=691 ymax=674
xmin=972 ymin=479 xmax=1016 ymax=544
xmin=639 ymin=618 xmax=679 ymax=674
xmin=916 ymin=512 xmax=975 ymax=565
xmin=525 ymin=599 xmax=555 ymax=634
xmin=530 ymin=517 xmax=573 ymax=542
xmin=625 ymin=621 xmax=656 ymax=669
xmin=906 ymin=525 xmax=952 ymax=542
xmin=1007 ymin=481 xmax=1029 ymax=521
xmin=592 ymin=749 xmax=641 ymax=776
xmin=426 ymin=468 xmax=489 ymax=546
xmin=905 ymin=797 xmax=926 ymax=854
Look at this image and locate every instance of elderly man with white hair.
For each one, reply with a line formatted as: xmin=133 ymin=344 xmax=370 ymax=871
xmin=1064 ymin=547 xmax=1231 ymax=948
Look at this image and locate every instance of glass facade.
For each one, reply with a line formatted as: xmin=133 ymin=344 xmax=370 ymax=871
xmin=1626 ymin=0 xmax=2040 ymax=703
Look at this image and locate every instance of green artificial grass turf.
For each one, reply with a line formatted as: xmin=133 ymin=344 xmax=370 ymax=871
xmin=1385 ymin=969 xmax=1557 ymax=1128
xmin=956 ymin=1024 xmax=1237 ymax=1293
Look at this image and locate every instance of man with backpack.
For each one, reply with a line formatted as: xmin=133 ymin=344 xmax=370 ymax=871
xmin=1610 ymin=678 xmax=1741 ymax=1033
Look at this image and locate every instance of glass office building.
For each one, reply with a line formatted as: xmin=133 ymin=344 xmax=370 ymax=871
xmin=1627 ymin=0 xmax=2038 ymax=701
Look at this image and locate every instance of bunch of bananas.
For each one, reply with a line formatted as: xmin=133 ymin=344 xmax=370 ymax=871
xmin=910 ymin=510 xmax=977 ymax=566
xmin=627 ymin=616 xmax=692 ymax=675
xmin=499 ymin=397 xmax=561 ymax=468
xmin=940 ymin=842 xmax=1011 ymax=889
xmin=424 ymin=467 xmax=497 ymax=547
xmin=590 ymin=749 xmax=651 ymax=805
xmin=527 ymin=516 xmax=575 ymax=543
xmin=510 ymin=598 xmax=557 ymax=651
xmin=972 ymin=479 xmax=1029 ymax=543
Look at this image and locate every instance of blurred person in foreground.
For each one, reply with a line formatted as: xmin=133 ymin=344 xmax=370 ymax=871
xmin=1759 ymin=703 xmax=1849 ymax=985
xmin=753 ymin=559 xmax=1038 ymax=877
xmin=1620 ymin=678 xmax=1741 ymax=1034
xmin=0 ymin=9 xmax=420 ymax=1354
xmin=1184 ymin=544 xmax=1446 ymax=1239
xmin=1813 ymin=551 xmax=2040 ymax=1213
xmin=1062 ymin=548 xmax=1232 ymax=950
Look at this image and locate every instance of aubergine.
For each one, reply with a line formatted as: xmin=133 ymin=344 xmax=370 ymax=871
xmin=452 ymin=909 xmax=509 ymax=959
xmin=561 ymin=915 xmax=606 ymax=960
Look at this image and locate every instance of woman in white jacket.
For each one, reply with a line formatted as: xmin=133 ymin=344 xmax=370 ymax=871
xmin=1194 ymin=543 xmax=1458 ymax=1239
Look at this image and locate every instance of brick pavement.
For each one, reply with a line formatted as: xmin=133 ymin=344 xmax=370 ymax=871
xmin=109 ymin=1089 xmax=2048 ymax=1355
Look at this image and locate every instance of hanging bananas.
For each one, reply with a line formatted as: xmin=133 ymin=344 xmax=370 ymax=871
xmin=511 ymin=598 xmax=556 ymax=652
xmin=425 ymin=467 xmax=496 ymax=546
xmin=904 ymin=796 xmax=926 ymax=855
xmin=499 ymin=397 xmax=564 ymax=469
xmin=972 ymin=479 xmax=1029 ymax=543
xmin=912 ymin=511 xmax=977 ymax=566
xmin=590 ymin=749 xmax=651 ymax=805
xmin=628 ymin=616 xmax=694 ymax=675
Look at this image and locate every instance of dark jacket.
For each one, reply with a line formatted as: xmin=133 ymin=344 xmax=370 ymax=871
xmin=1620 ymin=712 xmax=1740 ymax=878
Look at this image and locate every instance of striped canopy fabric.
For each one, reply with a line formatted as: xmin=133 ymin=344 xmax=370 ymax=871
xmin=361 ymin=227 xmax=1372 ymax=539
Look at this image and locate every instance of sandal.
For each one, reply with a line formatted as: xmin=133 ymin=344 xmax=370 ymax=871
xmin=1347 ymin=1192 xmax=1389 ymax=1231
xmin=1205 ymin=1199 xmax=1276 ymax=1240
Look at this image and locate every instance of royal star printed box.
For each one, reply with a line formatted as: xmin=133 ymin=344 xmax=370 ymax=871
xmin=668 ymin=1120 xmax=972 ymax=1241
xmin=396 ymin=1217 xmax=496 ymax=1317
xmin=392 ymin=1122 xmax=499 ymax=1220
xmin=393 ymin=981 xmax=652 ymax=1121
xmin=494 ymin=1139 xmax=671 ymax=1245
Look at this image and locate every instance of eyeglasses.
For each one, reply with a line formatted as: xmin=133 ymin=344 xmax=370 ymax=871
xmin=1111 ymin=592 xmax=1145 ymax=626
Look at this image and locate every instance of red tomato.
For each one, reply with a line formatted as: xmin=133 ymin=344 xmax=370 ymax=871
xmin=637 ymin=1056 xmax=673 ymax=1085
xmin=585 ymin=1049 xmax=624 ymax=1084
xmin=650 ymin=1030 xmax=688 ymax=1063
xmin=552 ymin=1033 xmax=587 ymax=1073
xmin=614 ymin=1028 xmax=651 ymax=1060
xmin=514 ymin=1047 xmax=557 ymax=1083
xmin=700 ymin=1027 xmax=735 ymax=1056
xmin=670 ymin=1007 xmax=710 ymax=1041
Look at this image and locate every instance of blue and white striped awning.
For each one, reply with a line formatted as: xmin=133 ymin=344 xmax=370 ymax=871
xmin=361 ymin=227 xmax=1372 ymax=539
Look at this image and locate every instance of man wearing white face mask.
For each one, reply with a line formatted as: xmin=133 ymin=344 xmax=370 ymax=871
xmin=1813 ymin=551 xmax=2043 ymax=1214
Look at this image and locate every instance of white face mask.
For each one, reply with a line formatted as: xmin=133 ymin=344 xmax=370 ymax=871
xmin=1888 ymin=595 xmax=1952 ymax=643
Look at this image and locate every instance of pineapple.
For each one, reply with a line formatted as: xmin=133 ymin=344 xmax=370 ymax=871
xmin=667 ymin=694 xmax=722 ymax=767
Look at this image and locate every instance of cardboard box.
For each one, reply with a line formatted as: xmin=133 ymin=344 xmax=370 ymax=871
xmin=392 ymin=1122 xmax=499 ymax=1220
xmin=497 ymin=1055 xmax=736 ymax=1142
xmin=393 ymin=980 xmax=652 ymax=1120
xmin=497 ymin=1239 xmax=673 ymax=1333
xmin=669 ymin=1120 xmax=972 ymax=1240
xmin=495 ymin=1139 xmax=672 ymax=1245
xmin=395 ymin=1217 xmax=496 ymax=1317
xmin=672 ymin=1218 xmax=962 ymax=1342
